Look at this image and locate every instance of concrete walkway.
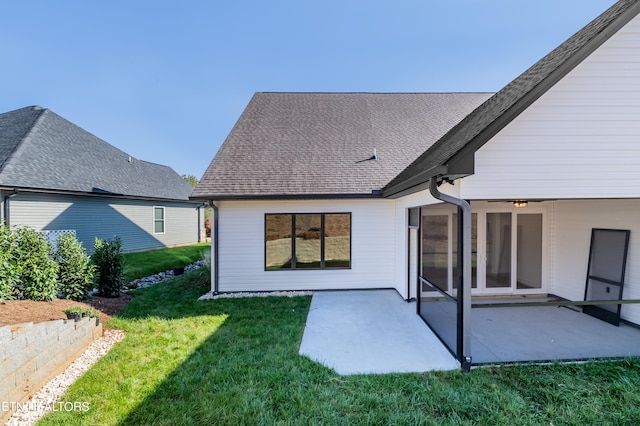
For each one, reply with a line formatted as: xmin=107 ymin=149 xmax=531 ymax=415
xmin=299 ymin=290 xmax=459 ymax=375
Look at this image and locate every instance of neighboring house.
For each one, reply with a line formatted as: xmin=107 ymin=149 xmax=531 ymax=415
xmin=0 ymin=106 xmax=204 ymax=252
xmin=193 ymin=0 xmax=640 ymax=336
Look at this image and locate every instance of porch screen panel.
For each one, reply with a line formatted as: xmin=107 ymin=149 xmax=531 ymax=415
xmin=419 ymin=297 xmax=458 ymax=360
xmin=452 ymin=213 xmax=478 ymax=289
xmin=295 ymin=214 xmax=322 ymax=268
xmin=265 ymin=214 xmax=293 ymax=270
xmin=584 ymin=228 xmax=630 ymax=326
xmin=421 ymin=215 xmax=449 ymax=292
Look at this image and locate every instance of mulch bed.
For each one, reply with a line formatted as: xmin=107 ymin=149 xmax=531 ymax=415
xmin=0 ymin=293 xmax=133 ymax=328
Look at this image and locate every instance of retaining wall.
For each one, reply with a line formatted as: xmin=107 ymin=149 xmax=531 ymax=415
xmin=0 ymin=317 xmax=103 ymax=422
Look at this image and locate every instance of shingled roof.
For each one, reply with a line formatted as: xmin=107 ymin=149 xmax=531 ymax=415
xmin=191 ymin=92 xmax=492 ymax=199
xmin=383 ymin=0 xmax=640 ymax=197
xmin=0 ymin=106 xmax=194 ymax=201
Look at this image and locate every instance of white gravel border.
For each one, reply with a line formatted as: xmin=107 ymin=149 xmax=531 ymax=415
xmin=5 ymin=329 xmax=125 ymax=426
xmin=199 ymin=290 xmax=313 ymax=300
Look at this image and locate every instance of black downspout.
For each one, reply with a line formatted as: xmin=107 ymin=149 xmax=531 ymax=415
xmin=429 ymin=177 xmax=472 ymax=371
xmin=3 ymin=189 xmax=19 ymax=226
xmin=407 ymin=225 xmax=411 ymax=301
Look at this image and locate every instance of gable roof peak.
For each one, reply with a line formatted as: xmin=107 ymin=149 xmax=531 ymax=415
xmin=383 ymin=0 xmax=640 ymax=197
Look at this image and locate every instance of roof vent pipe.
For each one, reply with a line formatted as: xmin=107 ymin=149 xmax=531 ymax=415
xmin=373 ymin=149 xmax=377 ymax=160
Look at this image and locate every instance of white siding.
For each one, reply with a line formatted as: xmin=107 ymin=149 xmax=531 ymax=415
xmin=9 ymin=193 xmax=199 ymax=252
xmin=551 ymin=199 xmax=640 ymax=325
xmin=461 ymin=15 xmax=640 ymax=200
xmin=215 ymin=199 xmax=398 ymax=292
xmin=391 ymin=184 xmax=460 ymax=299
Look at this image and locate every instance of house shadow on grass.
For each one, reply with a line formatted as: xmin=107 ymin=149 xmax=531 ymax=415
xmin=109 ymin=276 xmax=320 ymax=425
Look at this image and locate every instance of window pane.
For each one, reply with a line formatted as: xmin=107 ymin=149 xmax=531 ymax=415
xmin=421 ymin=215 xmax=449 ymax=292
xmin=486 ymin=212 xmax=512 ymax=288
xmin=325 ymin=214 xmax=351 ymax=268
xmin=265 ymin=214 xmax=292 ymax=270
xmin=295 ymin=214 xmax=321 ymax=268
xmin=517 ymin=214 xmax=543 ymax=290
xmin=154 ymin=207 xmax=164 ymax=220
xmin=154 ymin=220 xmax=164 ymax=233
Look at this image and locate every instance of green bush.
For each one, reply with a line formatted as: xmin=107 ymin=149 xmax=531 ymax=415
xmin=200 ymin=249 xmax=211 ymax=281
xmin=54 ymin=233 xmax=95 ymax=301
xmin=93 ymin=236 xmax=124 ymax=298
xmin=63 ymin=306 xmax=99 ymax=318
xmin=0 ymin=224 xmax=19 ymax=302
xmin=13 ymin=226 xmax=58 ymax=301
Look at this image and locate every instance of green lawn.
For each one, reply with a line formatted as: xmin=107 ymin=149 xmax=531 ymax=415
xmin=122 ymin=243 xmax=210 ymax=282
xmin=38 ymin=272 xmax=640 ymax=425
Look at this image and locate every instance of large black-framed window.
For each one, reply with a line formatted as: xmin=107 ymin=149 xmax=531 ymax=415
xmin=265 ymin=213 xmax=351 ymax=270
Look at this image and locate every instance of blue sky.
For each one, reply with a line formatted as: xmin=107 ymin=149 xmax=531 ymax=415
xmin=0 ymin=0 xmax=615 ymax=178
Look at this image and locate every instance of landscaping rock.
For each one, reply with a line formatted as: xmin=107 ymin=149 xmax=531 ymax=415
xmin=124 ymin=260 xmax=205 ymax=291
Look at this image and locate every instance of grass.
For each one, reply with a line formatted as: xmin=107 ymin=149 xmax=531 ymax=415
xmin=122 ymin=243 xmax=210 ymax=282
xmin=38 ymin=272 xmax=640 ymax=425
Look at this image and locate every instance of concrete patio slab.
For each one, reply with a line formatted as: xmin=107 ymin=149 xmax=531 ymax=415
xmin=299 ymin=290 xmax=459 ymax=375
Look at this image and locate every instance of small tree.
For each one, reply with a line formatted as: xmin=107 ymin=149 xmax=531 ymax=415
xmin=182 ymin=174 xmax=199 ymax=187
xmin=0 ymin=224 xmax=19 ymax=302
xmin=13 ymin=226 xmax=58 ymax=301
xmin=54 ymin=233 xmax=95 ymax=301
xmin=92 ymin=236 xmax=124 ymax=298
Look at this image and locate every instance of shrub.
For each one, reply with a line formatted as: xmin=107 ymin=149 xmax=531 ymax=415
xmin=63 ymin=306 xmax=99 ymax=318
xmin=93 ymin=236 xmax=124 ymax=298
xmin=0 ymin=224 xmax=19 ymax=302
xmin=54 ymin=233 xmax=95 ymax=301
xmin=13 ymin=226 xmax=58 ymax=301
xmin=201 ymin=249 xmax=211 ymax=277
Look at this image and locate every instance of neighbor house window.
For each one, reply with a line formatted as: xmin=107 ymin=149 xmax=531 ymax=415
xmin=265 ymin=213 xmax=351 ymax=270
xmin=154 ymin=207 xmax=165 ymax=234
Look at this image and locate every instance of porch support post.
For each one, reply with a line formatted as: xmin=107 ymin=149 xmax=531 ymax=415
xmin=429 ymin=177 xmax=472 ymax=370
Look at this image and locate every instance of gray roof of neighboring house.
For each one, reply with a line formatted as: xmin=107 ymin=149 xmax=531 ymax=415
xmin=191 ymin=92 xmax=492 ymax=199
xmin=383 ymin=0 xmax=640 ymax=197
xmin=0 ymin=106 xmax=194 ymax=201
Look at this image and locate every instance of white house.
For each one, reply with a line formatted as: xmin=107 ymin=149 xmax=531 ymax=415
xmin=192 ymin=0 xmax=640 ymax=363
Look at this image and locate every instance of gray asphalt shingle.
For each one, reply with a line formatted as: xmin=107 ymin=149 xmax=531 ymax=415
xmin=0 ymin=106 xmax=194 ymax=201
xmin=192 ymin=92 xmax=492 ymax=198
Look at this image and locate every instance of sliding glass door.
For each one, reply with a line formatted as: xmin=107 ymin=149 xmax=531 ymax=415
xmin=420 ymin=207 xmax=545 ymax=295
xmin=486 ymin=212 xmax=512 ymax=290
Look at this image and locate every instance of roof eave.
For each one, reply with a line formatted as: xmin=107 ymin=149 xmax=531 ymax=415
xmin=382 ymin=165 xmax=450 ymax=198
xmin=6 ymin=186 xmax=198 ymax=203
xmin=189 ymin=191 xmax=384 ymax=201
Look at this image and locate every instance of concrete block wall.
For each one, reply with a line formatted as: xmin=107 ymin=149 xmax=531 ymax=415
xmin=0 ymin=317 xmax=103 ymax=422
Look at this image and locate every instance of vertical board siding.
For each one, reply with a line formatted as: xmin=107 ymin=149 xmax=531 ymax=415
xmin=9 ymin=193 xmax=199 ymax=252
xmin=552 ymin=199 xmax=640 ymax=325
xmin=216 ymin=199 xmax=398 ymax=292
xmin=461 ymin=16 xmax=640 ymax=200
